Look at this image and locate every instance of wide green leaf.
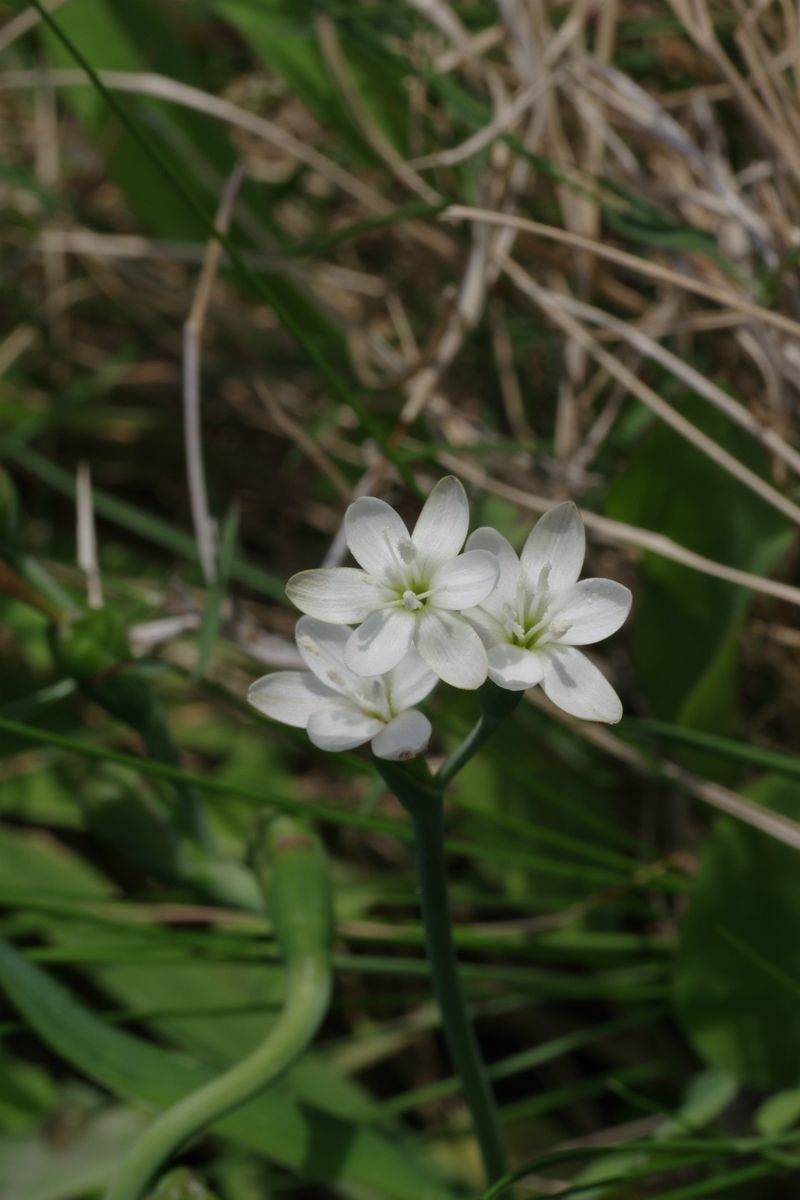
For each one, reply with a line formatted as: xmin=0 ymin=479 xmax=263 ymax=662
xmin=605 ymin=395 xmax=791 ymax=733
xmin=674 ymin=776 xmax=800 ymax=1087
xmin=0 ymin=939 xmax=457 ymax=1199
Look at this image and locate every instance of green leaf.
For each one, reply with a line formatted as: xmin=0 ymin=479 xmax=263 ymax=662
xmin=0 ymin=826 xmax=108 ymax=899
xmin=40 ymin=0 xmax=223 ymax=239
xmin=605 ymin=395 xmax=791 ymax=734
xmin=217 ymin=0 xmax=409 ymax=157
xmin=0 ymin=1057 xmax=56 ymax=1135
xmin=0 ymin=939 xmax=456 ymax=1199
xmin=674 ymin=776 xmax=800 ymax=1087
xmin=755 ymin=1089 xmax=800 ymax=1137
xmin=568 ymin=1066 xmax=738 ymax=1198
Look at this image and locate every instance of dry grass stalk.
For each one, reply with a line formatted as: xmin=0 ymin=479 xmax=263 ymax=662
xmin=183 ymin=164 xmax=245 ymax=585
xmin=500 ymin=257 xmax=800 ymax=527
xmin=440 ymin=456 xmax=800 ymax=611
xmin=441 ymin=206 xmax=800 ymax=341
xmin=75 ymin=462 xmax=102 ymax=610
xmin=534 ymin=692 xmax=800 ymax=854
xmin=0 ymin=0 xmax=66 ymax=55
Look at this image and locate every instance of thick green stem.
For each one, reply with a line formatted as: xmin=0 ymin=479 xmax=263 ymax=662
xmin=390 ymin=776 xmax=507 ymax=1185
xmin=374 ymin=683 xmax=524 ymax=1185
xmin=411 ymin=796 xmax=507 ymax=1181
xmin=105 ymin=956 xmax=330 ymax=1200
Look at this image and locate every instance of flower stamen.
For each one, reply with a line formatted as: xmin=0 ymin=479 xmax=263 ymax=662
xmin=504 ymin=617 xmax=526 ymax=641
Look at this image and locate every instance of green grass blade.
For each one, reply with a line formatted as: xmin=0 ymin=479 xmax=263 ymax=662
xmin=622 ymin=718 xmax=800 ymax=782
xmin=192 ymin=501 xmax=240 ymax=679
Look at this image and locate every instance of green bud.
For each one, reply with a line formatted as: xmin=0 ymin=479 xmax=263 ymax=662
xmin=264 ymin=817 xmax=332 ymax=965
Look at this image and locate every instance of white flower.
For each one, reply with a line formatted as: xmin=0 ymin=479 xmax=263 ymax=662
xmin=464 ymin=502 xmax=631 ymax=723
xmin=247 ymin=616 xmax=437 ymax=760
xmin=286 ymin=477 xmax=499 ymax=690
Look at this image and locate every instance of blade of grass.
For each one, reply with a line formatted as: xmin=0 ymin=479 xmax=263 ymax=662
xmin=192 ymin=501 xmax=240 ymax=679
xmin=376 ymin=1010 xmax=662 ymax=1117
xmin=0 ymin=716 xmax=684 ymax=890
xmin=622 ymin=719 xmax=800 ymax=782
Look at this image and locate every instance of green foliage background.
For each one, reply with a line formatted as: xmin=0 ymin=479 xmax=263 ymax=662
xmin=1 ymin=0 xmax=800 ymax=1197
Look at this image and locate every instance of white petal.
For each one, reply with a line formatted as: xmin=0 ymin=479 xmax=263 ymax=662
xmin=465 ymin=527 xmax=521 ymax=616
xmin=307 ymin=702 xmax=384 ymax=751
xmin=294 ymin=616 xmax=363 ymax=694
xmin=541 ymin=646 xmax=622 ymax=723
xmin=487 ymin=645 xmax=544 ymax=692
xmin=551 ymin=579 xmax=632 ymax=645
xmin=247 ymin=671 xmax=334 ymax=728
xmin=286 ymin=568 xmax=389 ymax=622
xmin=411 ymin=476 xmax=469 ymax=569
xmin=520 ymin=502 xmax=585 ymax=592
xmin=345 ymin=496 xmax=410 ymax=581
xmin=385 ymin=645 xmax=438 ymax=710
xmin=463 ymin=605 xmax=506 ymax=650
xmin=415 ymin=610 xmax=488 ymax=690
xmin=430 ymin=550 xmax=499 ymax=610
xmin=345 ymin=608 xmax=415 ymax=676
xmin=371 ymin=710 xmax=432 ymax=761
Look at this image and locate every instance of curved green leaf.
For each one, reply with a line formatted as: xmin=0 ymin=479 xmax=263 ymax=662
xmin=0 ymin=939 xmax=456 ymax=1199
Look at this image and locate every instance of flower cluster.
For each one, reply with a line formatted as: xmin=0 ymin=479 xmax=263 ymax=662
xmin=248 ymin=478 xmax=631 ymax=759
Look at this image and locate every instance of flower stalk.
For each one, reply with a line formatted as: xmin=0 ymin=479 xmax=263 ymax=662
xmin=246 ymin=476 xmax=634 ymax=1187
xmin=104 ymin=818 xmax=332 ymax=1200
xmin=435 ymin=683 xmax=523 ymax=787
xmin=375 ymin=712 xmax=516 ymax=1187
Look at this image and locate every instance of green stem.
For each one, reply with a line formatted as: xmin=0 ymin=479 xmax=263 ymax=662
xmin=435 ymin=711 xmax=500 ymax=787
xmin=105 ymin=957 xmax=330 ymax=1200
xmin=401 ymin=781 xmax=507 ymax=1184
xmin=374 ymin=683 xmax=524 ymax=1185
xmin=413 ymin=797 xmax=507 ymax=1181
xmin=436 ymin=684 xmax=523 ymax=787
